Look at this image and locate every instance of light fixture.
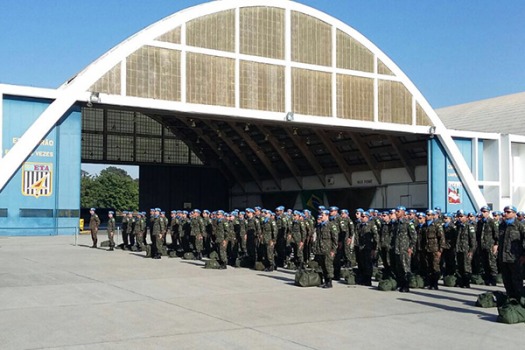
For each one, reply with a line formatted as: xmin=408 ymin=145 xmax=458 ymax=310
xmin=87 ymin=92 xmax=100 ymax=107
xmin=293 ymin=128 xmax=298 ymax=135
xmin=244 ymin=124 xmax=250 ymax=132
xmin=264 ymin=134 xmax=269 ymax=141
xmin=217 ymin=144 xmax=222 ymax=151
xmin=196 ymin=137 xmax=200 ymax=144
xmin=191 ymin=120 xmax=196 ymax=128
xmin=429 ymin=125 xmax=437 ymax=138
xmin=285 ymin=112 xmax=294 ymax=122
xmin=306 ymin=137 xmax=311 ymax=145
xmin=337 ymin=132 xmax=343 ymax=140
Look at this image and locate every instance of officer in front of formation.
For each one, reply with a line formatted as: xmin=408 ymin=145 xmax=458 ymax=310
xmin=89 ymin=208 xmax=100 ymax=248
xmin=497 ymin=205 xmax=525 ymax=300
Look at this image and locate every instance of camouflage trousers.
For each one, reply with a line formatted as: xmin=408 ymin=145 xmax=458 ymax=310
xmin=421 ymin=251 xmax=441 ymax=276
xmin=394 ymin=252 xmax=411 ymax=283
xmin=107 ymin=231 xmax=114 ymax=248
xmin=135 ymin=232 xmax=146 ymax=249
xmin=218 ymin=239 xmax=228 ymax=265
xmin=258 ymin=241 xmax=275 ymax=267
xmin=379 ymin=247 xmax=394 ymax=278
xmin=480 ymin=249 xmax=498 ymax=278
xmin=456 ymin=252 xmax=472 ymax=278
xmin=316 ymin=253 xmax=334 ymax=280
xmin=90 ymin=228 xmax=98 ymax=245
xmin=501 ymin=261 xmax=524 ymax=300
xmin=191 ymin=234 xmax=204 ymax=253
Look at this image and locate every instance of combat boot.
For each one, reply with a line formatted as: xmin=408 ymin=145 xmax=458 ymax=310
xmin=108 ymin=247 xmax=114 ymax=251
xmin=322 ymin=278 xmax=333 ymax=288
xmin=464 ymin=274 xmax=471 ymax=288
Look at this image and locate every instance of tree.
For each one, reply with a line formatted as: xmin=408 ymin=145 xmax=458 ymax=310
xmin=80 ymin=167 xmax=139 ymax=210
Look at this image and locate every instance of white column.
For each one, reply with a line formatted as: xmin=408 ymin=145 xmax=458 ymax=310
xmin=285 ymin=8 xmax=292 ymax=113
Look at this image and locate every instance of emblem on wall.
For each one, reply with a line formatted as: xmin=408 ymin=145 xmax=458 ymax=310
xmin=21 ymin=162 xmax=53 ymax=198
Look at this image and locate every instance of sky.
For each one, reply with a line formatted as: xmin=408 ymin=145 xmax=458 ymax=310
xmin=1 ymin=0 xmax=524 ymax=178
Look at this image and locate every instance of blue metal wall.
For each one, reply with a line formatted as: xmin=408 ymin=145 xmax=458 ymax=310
xmin=429 ymin=137 xmax=477 ymax=214
xmin=0 ymin=96 xmax=81 ymax=235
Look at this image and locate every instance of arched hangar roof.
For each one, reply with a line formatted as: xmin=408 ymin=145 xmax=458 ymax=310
xmin=0 ymin=0 xmax=486 ymax=207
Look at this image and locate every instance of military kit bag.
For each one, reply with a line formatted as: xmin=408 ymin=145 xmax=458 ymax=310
xmin=476 ymin=291 xmax=508 ymax=308
xmin=183 ymin=252 xmax=195 ymax=260
xmin=100 ymin=240 xmax=110 ymax=247
xmin=374 ymin=270 xmax=384 ymax=282
xmin=204 ymin=259 xmax=221 ymax=269
xmin=409 ymin=275 xmax=425 ymax=289
xmin=254 ymin=261 xmax=266 ymax=271
xmin=209 ymin=251 xmax=219 ymax=260
xmin=344 ymin=272 xmax=356 ymax=285
xmin=340 ymin=268 xmax=353 ymax=280
xmin=443 ymin=275 xmax=457 ymax=287
xmin=378 ymin=278 xmax=397 ymax=291
xmin=497 ymin=298 xmax=525 ymax=324
xmin=168 ymin=250 xmax=178 ymax=258
xmin=470 ymin=274 xmax=485 ymax=285
xmin=294 ymin=269 xmax=322 ymax=287
xmin=307 ymin=260 xmax=319 ymax=270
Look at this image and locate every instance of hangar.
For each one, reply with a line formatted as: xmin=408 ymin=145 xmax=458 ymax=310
xmin=2 ymin=0 xmax=520 ymax=235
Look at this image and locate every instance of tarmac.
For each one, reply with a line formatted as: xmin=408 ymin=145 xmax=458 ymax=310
xmin=0 ymin=233 xmax=523 ymax=350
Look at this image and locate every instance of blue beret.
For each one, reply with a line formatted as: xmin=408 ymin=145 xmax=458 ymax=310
xmin=329 ymin=206 xmax=339 ymax=211
xmin=141 ymin=212 xmax=146 ymax=215
xmin=408 ymin=209 xmax=417 ymax=214
xmin=194 ymin=209 xmax=201 ymax=214
xmin=155 ymin=208 xmax=161 ymax=212
xmin=254 ymin=206 xmax=261 ymax=210
xmin=416 ymin=212 xmax=425 ymax=218
xmin=396 ymin=206 xmax=406 ymax=211
xmin=456 ymin=209 xmax=465 ymax=216
xmin=204 ymin=210 xmax=210 ymax=214
xmin=322 ymin=210 xmax=329 ymax=215
xmin=90 ymin=208 xmax=96 ymax=211
xmin=434 ymin=206 xmax=442 ymax=211
xmin=341 ymin=209 xmax=349 ymax=214
xmin=276 ymin=206 xmax=285 ymax=211
xmin=356 ymin=208 xmax=364 ymax=213
xmin=480 ymin=206 xmax=490 ymax=212
xmin=317 ymin=214 xmax=323 ymax=219
xmin=293 ymin=210 xmax=301 ymax=215
xmin=368 ymin=208 xmax=375 ymax=213
xmin=504 ymin=205 xmax=517 ymax=213
xmin=240 ymin=211 xmax=245 ymax=215
xmin=150 ymin=208 xmax=155 ymax=211
xmin=171 ymin=210 xmax=176 ymax=214
xmin=362 ymin=211 xmax=370 ymax=217
xmin=426 ymin=209 xmax=434 ymax=215
xmin=303 ymin=209 xmax=311 ymax=214
xmin=318 ymin=206 xmax=326 ymax=210
xmin=518 ymin=211 xmax=525 ymax=216
xmin=389 ymin=209 xmax=396 ymax=214
xmin=108 ymin=211 xmax=114 ymax=215
xmin=161 ymin=211 xmax=165 ymax=215
xmin=443 ymin=213 xmax=451 ymax=218
xmin=246 ymin=208 xmax=254 ymax=213
xmin=217 ymin=210 xmax=224 ymax=215
xmin=122 ymin=210 xmax=128 ymax=214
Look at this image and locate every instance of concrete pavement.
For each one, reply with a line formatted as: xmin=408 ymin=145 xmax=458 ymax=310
xmin=0 ymin=234 xmax=523 ymax=349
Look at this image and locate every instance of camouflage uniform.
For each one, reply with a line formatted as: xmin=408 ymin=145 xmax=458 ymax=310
xmin=190 ymin=215 xmax=205 ymax=259
xmin=260 ymin=216 xmax=277 ymax=271
xmin=441 ymin=220 xmax=457 ymax=276
xmin=89 ymin=212 xmax=100 ymax=248
xmin=455 ymin=222 xmax=476 ymax=287
xmin=355 ymin=220 xmax=379 ymax=286
xmin=151 ymin=215 xmax=165 ymax=259
xmin=126 ymin=214 xmax=135 ymax=248
xmin=420 ymin=220 xmax=445 ymax=289
xmin=498 ymin=218 xmax=525 ymax=299
xmin=245 ymin=215 xmax=260 ymax=265
xmin=379 ymin=220 xmax=394 ymax=278
xmin=121 ymin=215 xmax=129 ymax=247
xmin=214 ymin=217 xmax=228 ymax=268
xmin=134 ymin=215 xmax=146 ymax=250
xmin=289 ymin=217 xmax=305 ymax=268
xmin=107 ymin=215 xmax=116 ymax=250
xmin=476 ymin=217 xmax=499 ymax=285
xmin=315 ymin=219 xmax=339 ymax=286
xmin=392 ymin=218 xmax=416 ymax=291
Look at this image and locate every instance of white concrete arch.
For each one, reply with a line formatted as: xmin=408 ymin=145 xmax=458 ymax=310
xmin=0 ymin=0 xmax=486 ymax=208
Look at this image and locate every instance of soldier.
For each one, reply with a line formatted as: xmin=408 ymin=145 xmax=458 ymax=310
xmin=147 ymin=208 xmax=155 ymax=245
xmin=226 ymin=212 xmax=238 ymax=265
xmin=288 ymin=210 xmax=305 ymax=269
xmin=238 ymin=211 xmax=247 ymax=257
xmin=190 ymin=209 xmax=205 ymax=260
xmin=455 ymin=210 xmax=477 ymax=288
xmin=151 ymin=208 xmax=165 ymax=259
xmin=340 ymin=209 xmax=356 ymax=268
xmin=303 ymin=209 xmax=315 ymax=262
xmin=476 ymin=206 xmax=499 ymax=285
xmin=275 ymin=206 xmax=289 ymax=268
xmin=134 ymin=212 xmax=146 ymax=251
xmin=498 ymin=205 xmax=525 ymax=300
xmin=106 ymin=211 xmax=116 ymax=251
xmin=89 ymin=208 xmax=100 ymax=248
xmin=125 ymin=211 xmax=135 ymax=249
xmin=355 ymin=211 xmax=379 ymax=286
xmin=168 ymin=211 xmax=179 ymax=250
xmin=121 ymin=211 xmax=129 ymax=249
xmin=378 ymin=210 xmax=394 ymax=279
xmin=260 ymin=210 xmax=277 ymax=271
xmin=420 ymin=210 xmax=445 ymax=289
xmin=392 ymin=206 xmax=416 ymax=293
xmin=328 ymin=206 xmax=344 ymax=279
xmin=160 ymin=211 xmax=169 ymax=245
xmin=315 ymin=210 xmax=339 ymax=288
xmin=202 ymin=210 xmax=213 ymax=255
xmin=244 ymin=208 xmax=260 ymax=266
xmin=214 ymin=210 xmax=228 ymax=269
xmin=441 ymin=213 xmax=457 ymax=277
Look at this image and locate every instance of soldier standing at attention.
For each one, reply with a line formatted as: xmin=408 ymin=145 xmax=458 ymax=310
xmin=121 ymin=211 xmax=129 ymax=249
xmin=378 ymin=210 xmax=394 ymax=278
xmin=340 ymin=209 xmax=355 ymax=268
xmin=151 ymin=208 xmax=165 ymax=259
xmin=420 ymin=210 xmax=445 ymax=289
xmin=455 ymin=210 xmax=477 ymax=288
xmin=355 ymin=211 xmax=379 ymax=286
xmin=392 ymin=206 xmax=416 ymax=293
xmin=107 ymin=211 xmax=116 ymax=251
xmin=134 ymin=212 xmax=146 ymax=251
xmin=476 ymin=206 xmax=499 ymax=286
xmin=126 ymin=211 xmax=135 ymax=249
xmin=244 ymin=208 xmax=260 ymax=266
xmin=190 ymin=209 xmax=205 ymax=260
xmin=89 ymin=208 xmax=100 ymax=248
xmin=498 ymin=205 xmax=525 ymax=299
xmin=260 ymin=210 xmax=277 ymax=271
xmin=214 ymin=210 xmax=228 ymax=269
xmin=441 ymin=213 xmax=457 ymax=277
xmin=315 ymin=210 xmax=339 ymax=288
xmin=289 ymin=210 xmax=305 ymax=269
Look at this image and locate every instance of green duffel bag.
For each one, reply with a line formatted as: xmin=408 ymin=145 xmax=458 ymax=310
xmin=160 ymin=246 xmax=168 ymax=256
xmin=209 ymin=251 xmax=219 ymax=260
xmin=254 ymin=261 xmax=266 ymax=271
xmin=295 ymin=269 xmax=322 ymax=287
xmin=476 ymin=292 xmax=497 ymax=308
xmin=443 ymin=275 xmax=457 ymax=287
xmin=145 ymin=245 xmax=152 ymax=257
xmin=340 ymin=268 xmax=352 ymax=280
xmin=496 ymin=274 xmax=503 ymax=284
xmin=374 ymin=270 xmax=384 ymax=282
xmin=307 ymin=260 xmax=319 ymax=269
xmin=378 ymin=278 xmax=397 ymax=291
xmin=345 ymin=272 xmax=356 ymax=285
xmin=204 ymin=259 xmax=221 ymax=269
xmin=183 ymin=252 xmax=195 ymax=260
xmin=470 ymin=274 xmax=485 ymax=285
xmin=497 ymin=298 xmax=525 ymax=324
xmin=168 ymin=250 xmax=178 ymax=258
xmin=409 ymin=275 xmax=425 ymax=289
xmin=100 ymin=240 xmax=110 ymax=247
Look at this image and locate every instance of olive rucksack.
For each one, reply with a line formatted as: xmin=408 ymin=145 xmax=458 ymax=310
xmin=183 ymin=252 xmax=195 ymax=260
xmin=160 ymin=246 xmax=168 ymax=256
xmin=344 ymin=272 xmax=356 ymax=285
xmin=497 ymin=298 xmax=525 ymax=324
xmin=470 ymin=274 xmax=485 ymax=285
xmin=204 ymin=259 xmax=221 ymax=269
xmin=295 ymin=269 xmax=322 ymax=287
xmin=100 ymin=240 xmax=110 ymax=247
xmin=374 ymin=270 xmax=384 ymax=282
xmin=378 ymin=278 xmax=397 ymax=291
xmin=340 ymin=268 xmax=353 ymax=280
xmin=209 ymin=251 xmax=219 ymax=260
xmin=254 ymin=261 xmax=266 ymax=271
xmin=409 ymin=275 xmax=425 ymax=289
xmin=168 ymin=250 xmax=178 ymax=258
xmin=476 ymin=291 xmax=508 ymax=308
xmin=307 ymin=260 xmax=319 ymax=270
xmin=443 ymin=275 xmax=457 ymax=287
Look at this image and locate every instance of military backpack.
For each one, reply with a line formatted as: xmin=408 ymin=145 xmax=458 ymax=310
xmin=295 ymin=269 xmax=322 ymax=287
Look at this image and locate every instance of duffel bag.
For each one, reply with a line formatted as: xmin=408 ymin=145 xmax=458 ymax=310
xmin=476 ymin=292 xmax=497 ymax=308
xmin=443 ymin=275 xmax=457 ymax=287
xmin=345 ymin=272 xmax=356 ymax=285
xmin=254 ymin=261 xmax=266 ymax=271
xmin=183 ymin=252 xmax=195 ymax=260
xmin=295 ymin=269 xmax=322 ymax=287
xmin=497 ymin=298 xmax=525 ymax=324
xmin=470 ymin=274 xmax=485 ymax=285
xmin=209 ymin=251 xmax=219 ymax=260
xmin=204 ymin=259 xmax=221 ymax=269
xmin=378 ymin=278 xmax=397 ymax=291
